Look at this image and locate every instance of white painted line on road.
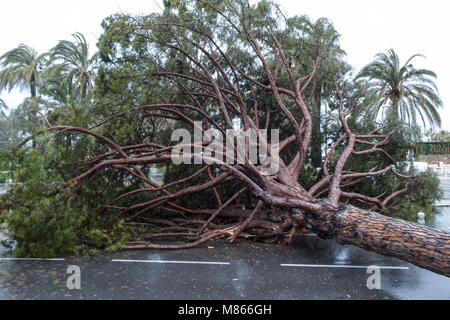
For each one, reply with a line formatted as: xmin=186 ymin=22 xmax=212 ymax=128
xmin=281 ymin=263 xmax=409 ymax=270
xmin=0 ymin=258 xmax=65 ymax=261
xmin=111 ymin=259 xmax=230 ymax=265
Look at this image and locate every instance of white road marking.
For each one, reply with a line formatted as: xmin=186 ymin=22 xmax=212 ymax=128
xmin=111 ymin=259 xmax=230 ymax=265
xmin=0 ymin=258 xmax=65 ymax=261
xmin=281 ymin=263 xmax=409 ymax=270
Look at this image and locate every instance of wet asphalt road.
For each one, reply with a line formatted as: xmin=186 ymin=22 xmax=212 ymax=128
xmin=1 ymin=179 xmax=450 ymax=300
xmin=0 ymin=234 xmax=449 ymax=300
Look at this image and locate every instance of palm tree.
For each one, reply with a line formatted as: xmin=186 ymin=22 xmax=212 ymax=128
xmin=308 ymin=18 xmax=347 ymax=168
xmin=39 ymin=76 xmax=81 ymax=106
xmin=0 ymin=44 xmax=47 ymax=98
xmin=356 ymin=49 xmax=442 ymax=127
xmin=49 ymin=32 xmax=99 ymax=99
xmin=286 ymin=16 xmax=347 ymax=168
xmin=0 ymin=98 xmax=7 ymax=116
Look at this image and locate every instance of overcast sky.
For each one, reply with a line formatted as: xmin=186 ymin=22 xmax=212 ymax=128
xmin=1 ymin=0 xmax=449 ymax=130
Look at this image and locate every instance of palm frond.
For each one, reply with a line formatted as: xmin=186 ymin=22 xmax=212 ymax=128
xmin=354 ymin=48 xmax=441 ymax=128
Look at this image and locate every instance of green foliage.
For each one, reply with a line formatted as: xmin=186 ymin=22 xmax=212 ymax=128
xmin=299 ymin=164 xmax=319 ymax=190
xmin=425 ymin=129 xmax=450 ymax=142
xmin=0 ymin=143 xmax=139 ymax=257
xmin=388 ymin=171 xmax=442 ymax=221
xmin=0 ymin=147 xmax=82 ymax=257
xmin=322 ymin=112 xmax=440 ymax=220
xmin=0 ymin=149 xmax=9 ymax=183
xmin=47 ymin=32 xmax=99 ymax=99
xmin=0 ymin=44 xmax=49 ymax=98
xmin=0 ymin=98 xmax=7 ymax=115
xmin=356 ymin=49 xmax=442 ymax=128
xmin=0 ymin=269 xmax=11 ymax=278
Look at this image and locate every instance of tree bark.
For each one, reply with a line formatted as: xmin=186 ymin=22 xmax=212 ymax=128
xmin=295 ymin=204 xmax=450 ymax=276
xmin=30 ymin=73 xmax=37 ymax=98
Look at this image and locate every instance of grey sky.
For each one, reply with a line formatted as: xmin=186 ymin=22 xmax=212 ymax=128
xmin=1 ymin=0 xmax=449 ymax=130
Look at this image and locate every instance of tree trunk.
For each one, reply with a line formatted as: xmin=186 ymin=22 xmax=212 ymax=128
xmin=311 ymin=81 xmax=322 ymax=168
xmin=296 ymin=204 xmax=450 ymax=276
xmin=30 ymin=73 xmax=37 ymax=98
xmin=81 ymin=79 xmax=87 ymax=99
xmin=30 ymin=73 xmax=37 ymax=148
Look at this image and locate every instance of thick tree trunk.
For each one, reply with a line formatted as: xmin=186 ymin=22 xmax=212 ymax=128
xmin=296 ymin=204 xmax=450 ymax=277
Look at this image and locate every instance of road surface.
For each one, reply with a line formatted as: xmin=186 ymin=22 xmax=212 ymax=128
xmin=0 ymin=181 xmax=449 ymax=300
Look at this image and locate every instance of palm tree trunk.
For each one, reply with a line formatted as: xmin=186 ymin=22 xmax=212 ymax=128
xmin=388 ymin=99 xmax=400 ymax=122
xmin=30 ymin=73 xmax=37 ymax=98
xmin=81 ymin=73 xmax=89 ymax=99
xmin=81 ymin=83 xmax=87 ymax=99
xmin=30 ymin=73 xmax=38 ymax=148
